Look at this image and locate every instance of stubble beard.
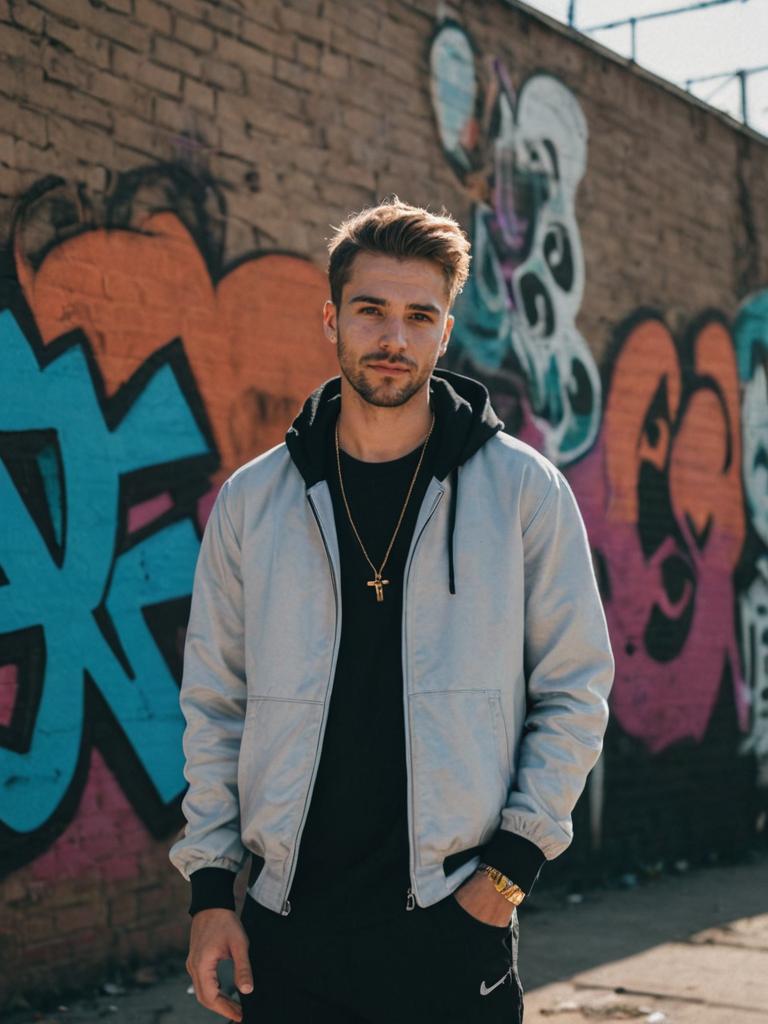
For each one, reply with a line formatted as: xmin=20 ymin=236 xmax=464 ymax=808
xmin=336 ymin=328 xmax=433 ymax=408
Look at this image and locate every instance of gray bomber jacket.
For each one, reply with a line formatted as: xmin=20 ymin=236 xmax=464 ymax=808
xmin=169 ymin=372 xmax=615 ymax=916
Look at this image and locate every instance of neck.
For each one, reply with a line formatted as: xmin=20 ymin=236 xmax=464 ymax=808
xmin=337 ymin=379 xmax=433 ymax=462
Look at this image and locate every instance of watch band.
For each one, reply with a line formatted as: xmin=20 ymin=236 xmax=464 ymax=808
xmin=479 ymin=862 xmax=527 ymax=905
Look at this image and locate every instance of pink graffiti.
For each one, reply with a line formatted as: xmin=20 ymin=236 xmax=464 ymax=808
xmin=29 ymin=749 xmax=157 ymax=882
xmin=569 ymin=315 xmax=748 ymax=753
xmin=0 ymin=662 xmax=18 ymax=728
xmin=127 ymin=493 xmax=174 ymax=534
xmin=196 ymin=483 xmax=219 ymax=532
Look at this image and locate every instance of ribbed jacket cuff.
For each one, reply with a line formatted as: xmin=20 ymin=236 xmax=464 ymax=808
xmin=188 ymin=867 xmax=237 ymax=917
xmin=481 ymin=830 xmax=546 ymax=896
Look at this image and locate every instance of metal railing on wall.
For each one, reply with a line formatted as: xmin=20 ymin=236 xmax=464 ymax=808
xmin=684 ymin=64 xmax=768 ymax=127
xmin=566 ymin=0 xmax=763 ymax=130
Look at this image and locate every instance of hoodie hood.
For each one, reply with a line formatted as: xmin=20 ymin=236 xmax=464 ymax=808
xmin=285 ymin=369 xmax=504 ymax=596
xmin=285 ymin=368 xmax=504 ymax=487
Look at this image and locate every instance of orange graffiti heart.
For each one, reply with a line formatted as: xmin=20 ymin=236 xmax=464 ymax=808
xmin=16 ymin=211 xmax=337 ymax=482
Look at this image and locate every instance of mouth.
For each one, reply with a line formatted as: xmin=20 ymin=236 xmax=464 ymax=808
xmin=366 ymin=362 xmax=411 ymax=375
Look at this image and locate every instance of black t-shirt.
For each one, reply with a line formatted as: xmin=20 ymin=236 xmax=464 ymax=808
xmin=286 ymin=415 xmax=440 ymax=921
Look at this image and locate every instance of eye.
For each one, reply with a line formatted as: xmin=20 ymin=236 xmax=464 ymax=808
xmin=359 ymin=306 xmax=381 ymax=315
xmin=411 ymin=313 xmax=431 ymax=322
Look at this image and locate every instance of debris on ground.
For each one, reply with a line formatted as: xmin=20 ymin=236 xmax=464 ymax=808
xmin=99 ymin=985 xmax=123 ymax=997
xmin=539 ymin=991 xmax=669 ymax=1019
xmin=132 ymin=967 xmax=160 ymax=988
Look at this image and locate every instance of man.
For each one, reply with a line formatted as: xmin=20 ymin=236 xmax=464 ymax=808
xmin=170 ymin=198 xmax=614 ymax=1023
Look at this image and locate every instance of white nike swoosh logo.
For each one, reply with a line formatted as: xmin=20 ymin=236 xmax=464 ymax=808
xmin=479 ymin=968 xmax=512 ymax=996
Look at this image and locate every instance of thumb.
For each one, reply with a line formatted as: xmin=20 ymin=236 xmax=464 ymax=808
xmin=231 ymin=937 xmax=254 ymax=995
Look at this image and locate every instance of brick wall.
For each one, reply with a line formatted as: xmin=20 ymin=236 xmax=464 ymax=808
xmin=1 ymin=0 xmax=767 ymax=1004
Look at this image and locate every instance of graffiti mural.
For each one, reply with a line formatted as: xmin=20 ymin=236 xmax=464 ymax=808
xmin=1 ymin=140 xmax=766 ymax=890
xmin=426 ymin=11 xmax=767 ymax=868
xmin=734 ymin=289 xmax=768 ymax=785
xmin=430 ymin=20 xmax=599 ymax=465
xmin=0 ymin=168 xmax=337 ymax=876
xmin=0 ymin=309 xmax=211 ymax=855
xmin=564 ymin=306 xmax=761 ymax=867
xmin=571 ymin=311 xmax=748 ymax=753
xmin=14 ymin=168 xmax=335 ymax=483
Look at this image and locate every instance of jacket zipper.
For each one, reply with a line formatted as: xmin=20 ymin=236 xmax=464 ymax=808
xmin=279 ymin=492 xmax=342 ymax=915
xmin=402 ymin=486 xmax=445 ymax=911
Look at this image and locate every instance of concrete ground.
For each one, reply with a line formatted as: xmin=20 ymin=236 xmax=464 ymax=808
xmin=8 ymin=853 xmax=768 ymax=1023
xmin=520 ymin=853 xmax=768 ymax=1022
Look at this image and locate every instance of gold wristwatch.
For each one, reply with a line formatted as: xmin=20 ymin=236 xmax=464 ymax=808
xmin=479 ymin=862 xmax=526 ymax=905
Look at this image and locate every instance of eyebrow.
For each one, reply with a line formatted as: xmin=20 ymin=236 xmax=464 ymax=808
xmin=348 ymin=294 xmax=441 ymax=316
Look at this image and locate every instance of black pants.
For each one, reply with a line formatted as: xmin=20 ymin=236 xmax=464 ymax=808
xmin=239 ymin=892 xmax=524 ymax=1023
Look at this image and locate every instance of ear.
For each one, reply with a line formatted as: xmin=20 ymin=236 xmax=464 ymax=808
xmin=322 ymin=299 xmax=338 ymax=344
xmin=439 ymin=313 xmax=455 ymax=357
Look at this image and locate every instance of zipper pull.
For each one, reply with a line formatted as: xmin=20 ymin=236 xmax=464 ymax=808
xmin=405 ymin=887 xmax=415 ymax=911
xmin=281 ymin=898 xmax=292 ymax=916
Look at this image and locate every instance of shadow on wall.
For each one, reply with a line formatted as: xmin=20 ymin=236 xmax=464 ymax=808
xmin=0 ymin=166 xmax=337 ymax=881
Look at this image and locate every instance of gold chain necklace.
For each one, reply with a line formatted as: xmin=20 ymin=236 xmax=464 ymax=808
xmin=334 ymin=415 xmax=435 ymax=603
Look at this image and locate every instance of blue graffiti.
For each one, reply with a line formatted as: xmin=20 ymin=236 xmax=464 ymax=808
xmin=733 ymin=289 xmax=768 ymax=777
xmin=0 ymin=311 xmax=209 ymax=834
xmin=451 ymin=208 xmax=516 ymax=371
xmin=734 ymin=289 xmax=768 ymax=383
xmin=734 ymin=289 xmax=768 ymax=541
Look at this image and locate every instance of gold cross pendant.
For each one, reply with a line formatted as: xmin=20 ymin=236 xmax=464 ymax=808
xmin=367 ymin=574 xmax=390 ymax=603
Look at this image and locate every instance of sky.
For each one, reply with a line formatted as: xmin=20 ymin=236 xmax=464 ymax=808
xmin=519 ymin=0 xmax=768 ymax=137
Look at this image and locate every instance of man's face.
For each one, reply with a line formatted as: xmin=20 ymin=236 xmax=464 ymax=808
xmin=323 ymin=252 xmax=454 ymax=407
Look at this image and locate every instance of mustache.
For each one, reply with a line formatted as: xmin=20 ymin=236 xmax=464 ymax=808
xmin=362 ymin=353 xmax=416 ymax=369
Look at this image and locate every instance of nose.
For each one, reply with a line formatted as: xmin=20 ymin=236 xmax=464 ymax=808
xmin=378 ymin=316 xmax=408 ymax=353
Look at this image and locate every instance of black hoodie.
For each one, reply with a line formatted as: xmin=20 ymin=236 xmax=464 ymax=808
xmin=286 ymin=369 xmax=505 ymax=598
xmin=188 ymin=370 xmax=545 ymax=919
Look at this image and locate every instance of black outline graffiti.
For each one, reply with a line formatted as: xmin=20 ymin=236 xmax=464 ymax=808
xmin=599 ymin=306 xmax=738 ymax=665
xmin=1 ymin=163 xmax=328 ymax=877
xmin=0 ymin=281 xmax=219 ymax=877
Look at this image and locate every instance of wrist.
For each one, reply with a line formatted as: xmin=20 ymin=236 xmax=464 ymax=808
xmin=454 ymin=870 xmax=515 ymax=926
xmin=188 ymin=867 xmax=237 ymax=917
xmin=480 ymin=832 xmax=545 ymax=895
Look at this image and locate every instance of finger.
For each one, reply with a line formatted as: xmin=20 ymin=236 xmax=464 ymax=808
xmin=187 ymin=968 xmax=200 ymax=1000
xmin=197 ymin=957 xmax=224 ymax=1008
xmin=195 ymin=979 xmax=244 ymax=1022
xmin=231 ymin=939 xmax=254 ymax=995
xmin=210 ymin=992 xmax=244 ymax=1022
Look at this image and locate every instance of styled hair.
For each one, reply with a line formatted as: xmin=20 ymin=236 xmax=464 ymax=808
xmin=327 ymin=196 xmax=471 ymax=310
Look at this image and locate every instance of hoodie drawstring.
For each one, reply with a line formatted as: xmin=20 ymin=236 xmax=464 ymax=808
xmin=448 ymin=466 xmax=458 ymax=595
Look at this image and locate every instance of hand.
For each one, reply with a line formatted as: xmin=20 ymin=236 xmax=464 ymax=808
xmin=186 ymin=908 xmax=253 ymax=1022
xmin=453 ymin=870 xmax=515 ymax=927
